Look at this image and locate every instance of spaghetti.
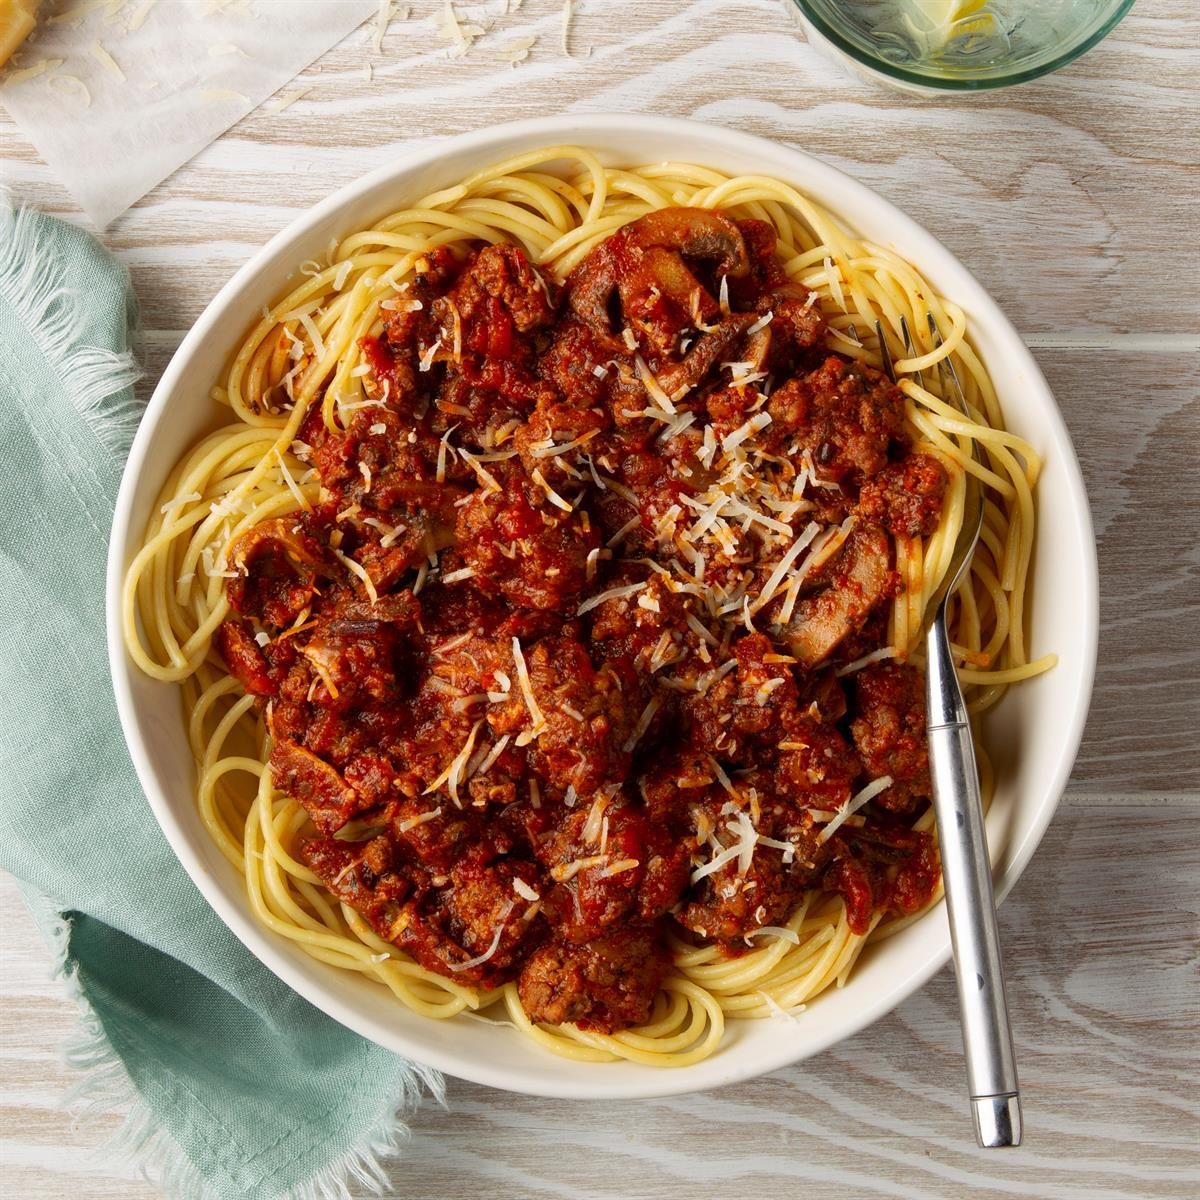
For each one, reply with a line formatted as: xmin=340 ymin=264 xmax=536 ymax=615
xmin=124 ymin=146 xmax=1053 ymax=1067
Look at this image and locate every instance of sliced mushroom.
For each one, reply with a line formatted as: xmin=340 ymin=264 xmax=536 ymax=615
xmin=566 ymin=207 xmax=751 ymax=345
xmin=782 ymin=525 xmax=891 ymax=667
xmin=656 ymin=313 xmax=754 ymax=397
xmin=225 ymin=517 xmax=326 ymax=624
xmin=270 ymin=740 xmax=362 ymax=835
xmin=625 ymin=207 xmax=750 ymax=278
xmin=228 ymin=517 xmax=323 ymax=575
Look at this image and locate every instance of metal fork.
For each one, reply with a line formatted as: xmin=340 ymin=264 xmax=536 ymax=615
xmin=877 ymin=317 xmax=1022 ymax=1149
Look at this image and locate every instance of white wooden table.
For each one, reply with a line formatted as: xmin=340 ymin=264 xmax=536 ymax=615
xmin=2 ymin=2 xmax=1197 ymax=1196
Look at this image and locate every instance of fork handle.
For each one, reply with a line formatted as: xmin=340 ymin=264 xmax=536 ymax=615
xmin=926 ymin=608 xmax=1022 ymax=1148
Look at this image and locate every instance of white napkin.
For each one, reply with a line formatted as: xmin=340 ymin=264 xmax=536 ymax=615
xmin=1 ymin=0 xmax=378 ymax=227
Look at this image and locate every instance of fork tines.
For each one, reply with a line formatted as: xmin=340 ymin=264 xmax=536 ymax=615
xmin=874 ymin=319 xmax=897 ymax=384
xmin=926 ymin=311 xmax=967 ymax=408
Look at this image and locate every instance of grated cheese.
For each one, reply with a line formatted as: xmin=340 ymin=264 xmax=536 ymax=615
xmin=757 ymin=834 xmax=796 ymax=864
xmin=582 ymin=793 xmax=610 ymax=843
xmin=577 ymin=580 xmax=646 ymax=616
xmin=160 ymin=491 xmax=201 ymax=516
xmin=530 ymin=466 xmax=573 ymax=512
xmin=836 ymin=647 xmax=897 ymax=677
xmin=127 ymin=0 xmax=156 ymax=31
xmin=749 ymin=521 xmax=820 ymax=615
xmin=272 ymin=448 xmax=311 ymax=513
xmin=721 ymin=411 xmax=771 ymax=453
xmin=436 ymin=422 xmax=458 ymax=484
xmin=460 ymin=449 xmax=501 ymax=493
xmin=198 ymin=87 xmax=249 ymax=103
xmin=90 ymin=42 xmax=125 ymax=81
xmin=397 ymin=806 xmax=442 ymax=834
xmin=634 ymin=355 xmax=677 ymax=414
xmin=753 ymin=677 xmax=785 ymax=705
xmin=605 ymin=514 xmax=641 ymax=548
xmin=512 ymin=878 xmax=540 ymax=902
xmin=447 ymin=915 xmax=508 ymax=973
xmin=473 ymin=733 xmax=511 ymax=779
xmin=299 ymin=311 xmax=326 ymax=362
xmin=510 ymin=637 xmax=546 ymax=736
xmin=48 ymin=75 xmax=93 ymax=106
xmin=706 ymin=755 xmax=737 ymax=798
xmin=621 ymin=696 xmax=660 ymax=754
xmin=818 ymin=775 xmax=895 ymax=844
xmin=823 ymin=255 xmax=845 ymax=310
xmin=330 ymin=545 xmax=378 ymax=605
xmin=529 ymin=429 xmax=599 ymax=459
xmin=373 ymin=0 xmax=393 ymax=51
xmin=690 ymin=842 xmax=742 ymax=884
xmin=599 ymin=858 xmax=639 ymax=879
xmin=424 ymin=718 xmax=484 ymax=807
xmin=418 ymin=338 xmax=442 ymax=372
xmin=550 ymin=855 xmax=606 ymax=883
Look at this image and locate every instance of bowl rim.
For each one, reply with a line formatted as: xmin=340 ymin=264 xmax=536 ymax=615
xmin=106 ymin=113 xmax=1099 ymax=1099
xmin=789 ymin=0 xmax=1137 ymax=92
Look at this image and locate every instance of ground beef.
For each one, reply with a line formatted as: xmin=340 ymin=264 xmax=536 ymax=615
xmin=517 ymin=924 xmax=671 ymax=1032
xmin=858 ymin=454 xmax=948 ymax=538
xmin=767 ymin=355 xmax=906 ymax=483
xmin=849 ymin=662 xmax=931 ymax=813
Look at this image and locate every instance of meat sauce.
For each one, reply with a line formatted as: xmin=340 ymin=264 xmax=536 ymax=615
xmin=216 ymin=209 xmax=945 ymax=1033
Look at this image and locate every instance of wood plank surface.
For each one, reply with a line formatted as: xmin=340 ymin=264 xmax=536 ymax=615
xmin=1 ymin=0 xmax=1197 ymax=1197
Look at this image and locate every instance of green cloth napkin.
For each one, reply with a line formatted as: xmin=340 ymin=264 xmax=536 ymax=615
xmin=0 ymin=197 xmax=440 ymax=1199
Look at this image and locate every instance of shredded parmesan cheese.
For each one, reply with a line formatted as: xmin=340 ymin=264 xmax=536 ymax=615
xmin=512 ymin=878 xmax=539 ymax=902
xmin=510 ymin=637 xmax=546 ymax=735
xmin=577 ymin=580 xmax=646 ymax=615
xmin=90 ymin=41 xmax=125 ymax=80
xmin=419 ymin=338 xmax=442 ymax=372
xmin=397 ymin=806 xmax=442 ymax=834
xmin=424 ymin=719 xmax=484 ymax=807
xmin=818 ymin=776 xmax=895 ymax=843
xmin=530 ymin=466 xmax=573 ymax=512
xmin=621 ymin=696 xmax=660 ymax=753
xmin=749 ymin=521 xmax=820 ymax=615
xmin=330 ymin=546 xmax=378 ymax=605
xmin=721 ymin=410 xmax=771 ymax=453
xmin=634 ymin=354 xmax=677 ymax=415
xmin=274 ymin=449 xmax=312 ymax=512
xmin=473 ymin=734 xmax=511 ymax=779
xmin=836 ymin=647 xmax=897 ymax=676
xmin=550 ymin=855 xmax=606 ymax=883
xmin=447 ymin=916 xmax=508 ymax=973
xmin=48 ymin=75 xmax=93 ymax=106
xmin=599 ymin=858 xmax=639 ymax=879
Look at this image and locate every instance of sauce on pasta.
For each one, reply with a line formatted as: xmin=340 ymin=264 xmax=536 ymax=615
xmin=124 ymin=149 xmax=1052 ymax=1065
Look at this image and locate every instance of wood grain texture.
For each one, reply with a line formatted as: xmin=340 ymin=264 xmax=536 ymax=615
xmin=1 ymin=0 xmax=1198 ymax=1196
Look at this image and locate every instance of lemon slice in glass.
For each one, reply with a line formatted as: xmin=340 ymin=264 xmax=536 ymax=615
xmin=901 ymin=0 xmax=994 ymax=49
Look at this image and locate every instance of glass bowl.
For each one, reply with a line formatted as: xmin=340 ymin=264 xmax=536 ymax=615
xmin=787 ymin=0 xmax=1136 ymax=94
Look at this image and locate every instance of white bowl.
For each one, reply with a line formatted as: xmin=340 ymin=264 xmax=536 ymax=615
xmin=106 ymin=115 xmax=1098 ymax=1100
